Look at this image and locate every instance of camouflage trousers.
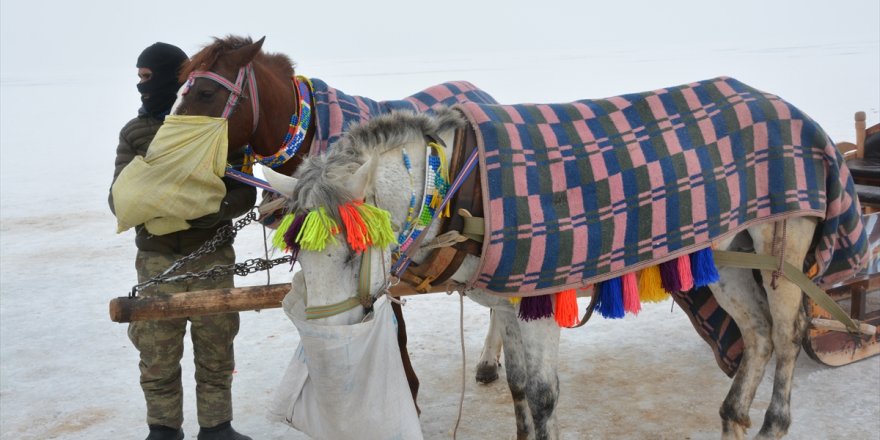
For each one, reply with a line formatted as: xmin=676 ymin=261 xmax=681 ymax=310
xmin=129 ymin=245 xmax=240 ymax=429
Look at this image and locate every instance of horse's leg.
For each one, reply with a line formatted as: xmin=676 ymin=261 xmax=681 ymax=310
xmin=517 ymin=315 xmax=560 ymax=440
xmin=749 ymin=218 xmax=815 ymax=439
xmin=711 ymin=259 xmax=773 ymax=440
xmin=475 ymin=309 xmax=503 ymax=384
xmin=493 ymin=307 xmax=534 ymax=440
xmin=391 ymin=301 xmax=420 ymax=416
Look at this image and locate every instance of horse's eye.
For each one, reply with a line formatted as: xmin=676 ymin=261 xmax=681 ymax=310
xmin=198 ymin=89 xmax=215 ymax=100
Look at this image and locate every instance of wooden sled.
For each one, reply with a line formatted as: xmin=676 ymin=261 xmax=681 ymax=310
xmin=804 ymin=112 xmax=880 ymax=366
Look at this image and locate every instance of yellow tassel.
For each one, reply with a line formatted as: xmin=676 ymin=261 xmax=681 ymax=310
xmin=638 ymin=265 xmax=669 ymax=302
xmin=508 ymin=296 xmax=521 ymax=305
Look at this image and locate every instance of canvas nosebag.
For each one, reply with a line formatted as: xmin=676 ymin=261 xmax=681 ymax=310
xmin=268 ymin=291 xmax=423 ymax=440
xmin=111 ymin=115 xmax=229 ymax=235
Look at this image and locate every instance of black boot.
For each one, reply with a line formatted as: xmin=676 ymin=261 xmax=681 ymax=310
xmin=197 ymin=421 xmax=252 ymax=440
xmin=146 ymin=425 xmax=184 ymax=440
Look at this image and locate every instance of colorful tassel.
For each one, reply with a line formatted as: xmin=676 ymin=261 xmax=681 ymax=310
xmin=659 ymin=259 xmax=682 ymax=293
xmin=272 ymin=213 xmax=296 ymax=251
xmin=677 ymin=254 xmax=694 ymax=291
xmin=622 ymin=272 xmax=641 ymax=315
xmin=554 ymin=289 xmax=579 ymax=327
xmin=690 ymin=247 xmax=720 ymax=287
xmin=595 ymin=278 xmax=625 ymax=319
xmin=508 ymin=296 xmax=521 ymax=305
xmin=296 ymin=207 xmax=339 ymax=251
xmin=356 ymin=203 xmax=396 ymax=249
xmin=638 ymin=265 xmax=669 ymax=302
xmin=518 ymin=294 xmax=553 ymax=321
xmin=282 ymin=213 xmax=305 ymax=252
xmin=339 ymin=202 xmax=370 ymax=253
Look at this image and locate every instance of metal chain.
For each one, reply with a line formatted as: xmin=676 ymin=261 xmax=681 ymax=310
xmin=129 ymin=209 xmax=293 ymax=297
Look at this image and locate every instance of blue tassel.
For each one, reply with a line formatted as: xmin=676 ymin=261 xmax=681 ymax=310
xmin=690 ymin=247 xmax=720 ymax=287
xmin=518 ymin=294 xmax=553 ymax=321
xmin=596 ymin=277 xmax=625 ymax=319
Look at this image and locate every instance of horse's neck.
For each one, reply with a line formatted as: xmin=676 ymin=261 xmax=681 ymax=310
xmin=248 ymin=71 xmax=302 ymax=174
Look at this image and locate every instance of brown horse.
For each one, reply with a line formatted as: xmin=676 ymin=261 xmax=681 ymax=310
xmin=174 ymin=34 xmax=505 ymax=413
xmin=173 ymin=36 xmax=423 ymax=409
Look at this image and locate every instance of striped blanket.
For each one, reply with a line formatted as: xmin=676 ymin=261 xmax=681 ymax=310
xmin=457 ymin=76 xmax=867 ymax=296
xmin=308 ymin=78 xmax=498 ymax=155
xmin=259 ymin=78 xmax=499 ymax=226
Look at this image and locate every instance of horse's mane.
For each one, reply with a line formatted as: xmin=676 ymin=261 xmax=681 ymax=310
xmin=179 ymin=35 xmax=294 ymax=82
xmin=287 ymin=108 xmax=466 ymax=220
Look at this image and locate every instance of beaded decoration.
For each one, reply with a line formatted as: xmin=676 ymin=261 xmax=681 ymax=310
xmin=396 ymin=141 xmax=451 ymax=253
xmin=242 ymin=76 xmax=313 ymax=173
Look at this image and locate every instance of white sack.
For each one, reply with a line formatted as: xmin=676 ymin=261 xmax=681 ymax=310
xmin=269 ymin=292 xmax=423 ymax=440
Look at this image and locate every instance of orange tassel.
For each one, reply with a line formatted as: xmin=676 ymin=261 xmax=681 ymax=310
xmin=338 ymin=202 xmax=369 ymax=253
xmin=554 ymin=289 xmax=579 ymax=327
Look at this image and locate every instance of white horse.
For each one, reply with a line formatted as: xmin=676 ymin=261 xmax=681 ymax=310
xmin=265 ymin=106 xmax=848 ymax=439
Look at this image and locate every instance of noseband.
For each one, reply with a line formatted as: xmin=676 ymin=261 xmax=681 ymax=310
xmin=185 ymin=63 xmax=260 ymax=134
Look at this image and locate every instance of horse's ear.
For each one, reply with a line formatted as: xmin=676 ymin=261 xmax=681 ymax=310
xmin=228 ymin=36 xmax=266 ymax=67
xmin=263 ymin=166 xmax=298 ymax=197
xmin=347 ymin=155 xmax=378 ymax=201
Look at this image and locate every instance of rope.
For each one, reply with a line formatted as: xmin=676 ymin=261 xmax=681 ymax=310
xmin=451 ymin=289 xmax=466 ymax=439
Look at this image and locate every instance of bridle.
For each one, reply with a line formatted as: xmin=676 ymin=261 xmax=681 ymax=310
xmin=184 ymin=63 xmax=260 ymax=134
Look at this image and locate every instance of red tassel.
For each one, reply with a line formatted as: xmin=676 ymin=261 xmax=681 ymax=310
xmin=554 ymin=289 xmax=579 ymax=327
xmin=622 ymin=272 xmax=641 ymax=315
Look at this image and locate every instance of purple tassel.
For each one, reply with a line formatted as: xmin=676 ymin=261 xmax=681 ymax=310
xmin=518 ymin=294 xmax=554 ymax=321
xmin=596 ymin=277 xmax=625 ymax=319
xmin=659 ymin=259 xmax=682 ymax=293
xmin=283 ymin=213 xmax=306 ymax=252
xmin=690 ymin=247 xmax=720 ymax=287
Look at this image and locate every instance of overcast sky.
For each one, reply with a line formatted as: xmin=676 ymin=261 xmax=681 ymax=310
xmin=2 ymin=0 xmax=878 ymax=76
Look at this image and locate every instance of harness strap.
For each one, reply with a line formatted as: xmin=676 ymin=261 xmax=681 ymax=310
xmin=712 ymin=249 xmax=861 ymax=335
xmin=304 ymin=247 xmax=373 ymax=319
xmin=187 ymin=63 xmax=260 ymax=134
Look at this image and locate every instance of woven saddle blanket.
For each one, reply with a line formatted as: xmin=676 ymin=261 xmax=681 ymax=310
xmin=260 ymin=78 xmax=499 ymax=226
xmin=308 ymin=78 xmax=499 ymax=156
xmin=456 ymin=76 xmax=867 ymax=296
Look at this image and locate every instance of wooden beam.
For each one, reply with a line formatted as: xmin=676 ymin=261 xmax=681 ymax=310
xmin=109 ymin=284 xmax=291 ymax=323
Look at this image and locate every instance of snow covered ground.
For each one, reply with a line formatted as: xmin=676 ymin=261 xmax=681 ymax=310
xmin=2 ymin=1 xmax=878 ymax=439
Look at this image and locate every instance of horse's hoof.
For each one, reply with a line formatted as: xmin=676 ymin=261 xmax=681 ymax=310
xmin=475 ymin=361 xmax=501 ymax=384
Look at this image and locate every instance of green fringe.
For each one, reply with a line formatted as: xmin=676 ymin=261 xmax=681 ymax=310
xmin=357 ymin=203 xmax=395 ymax=248
xmin=272 ymin=213 xmax=295 ymax=250
xmin=296 ymin=207 xmax=339 ymax=251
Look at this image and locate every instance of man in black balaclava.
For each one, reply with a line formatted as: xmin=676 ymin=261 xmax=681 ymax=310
xmin=136 ymin=42 xmax=188 ymax=117
xmin=109 ymin=42 xmax=256 ymax=440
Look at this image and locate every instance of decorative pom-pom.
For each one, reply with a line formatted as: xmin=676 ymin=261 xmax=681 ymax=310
xmin=622 ymin=272 xmax=641 ymax=315
xmin=638 ymin=265 xmax=669 ymax=302
xmin=283 ymin=213 xmax=306 ymax=252
xmin=554 ymin=289 xmax=579 ymax=327
xmin=518 ymin=294 xmax=553 ymax=321
xmin=690 ymin=247 xmax=720 ymax=287
xmin=339 ymin=202 xmax=369 ymax=253
xmin=596 ymin=278 xmax=625 ymax=319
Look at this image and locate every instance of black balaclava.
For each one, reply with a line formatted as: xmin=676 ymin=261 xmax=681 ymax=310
xmin=136 ymin=42 xmax=188 ymax=117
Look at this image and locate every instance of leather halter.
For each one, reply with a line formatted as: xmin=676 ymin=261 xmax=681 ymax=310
xmin=185 ymin=63 xmax=260 ymax=134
